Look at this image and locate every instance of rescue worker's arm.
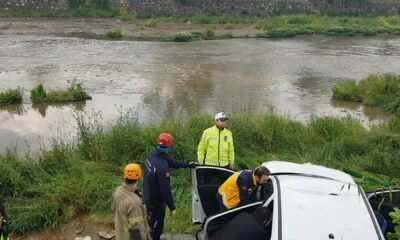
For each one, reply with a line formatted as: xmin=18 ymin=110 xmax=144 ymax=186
xmin=197 ymin=130 xmax=208 ymax=165
xmin=126 ymin=201 xmax=147 ymax=240
xmin=165 ymin=156 xmax=189 ymax=168
xmin=229 ymin=132 xmax=235 ymax=166
xmin=157 ymin=169 xmax=176 ymax=211
xmin=237 ymin=178 xmax=252 ymax=206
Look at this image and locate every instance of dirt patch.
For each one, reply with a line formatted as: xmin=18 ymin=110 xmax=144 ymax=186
xmin=0 ymin=17 xmax=263 ymax=40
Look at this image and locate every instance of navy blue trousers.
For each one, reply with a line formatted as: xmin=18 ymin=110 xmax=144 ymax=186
xmin=146 ymin=202 xmax=166 ymax=240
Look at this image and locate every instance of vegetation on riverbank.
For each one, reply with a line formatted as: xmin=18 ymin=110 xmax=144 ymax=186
xmin=105 ymin=27 xmax=122 ymax=38
xmin=30 ymin=82 xmax=92 ymax=103
xmin=0 ymin=89 xmax=22 ymax=105
xmin=388 ymin=208 xmax=400 ymax=240
xmin=2 ymin=11 xmax=400 ymax=40
xmin=332 ymin=74 xmax=400 ymax=116
xmin=1 ymin=111 xmax=400 ymax=235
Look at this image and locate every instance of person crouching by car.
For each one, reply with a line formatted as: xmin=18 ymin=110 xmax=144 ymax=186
xmin=217 ymin=166 xmax=270 ymax=212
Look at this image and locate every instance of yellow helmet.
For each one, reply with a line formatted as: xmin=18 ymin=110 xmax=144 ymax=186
xmin=124 ymin=163 xmax=142 ymax=180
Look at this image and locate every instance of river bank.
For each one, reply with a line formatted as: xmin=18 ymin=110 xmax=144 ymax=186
xmin=1 ymin=14 xmax=400 ymax=41
xmin=1 ymin=112 xmax=400 ymax=236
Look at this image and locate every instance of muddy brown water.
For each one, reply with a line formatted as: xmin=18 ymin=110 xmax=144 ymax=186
xmin=1 ymin=35 xmax=400 ymax=155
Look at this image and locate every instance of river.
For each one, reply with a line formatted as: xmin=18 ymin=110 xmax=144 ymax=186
xmin=1 ymin=35 xmax=400 ymax=155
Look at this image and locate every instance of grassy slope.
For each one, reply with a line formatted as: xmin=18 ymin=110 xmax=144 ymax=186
xmin=1 ymin=112 xmax=400 ymax=234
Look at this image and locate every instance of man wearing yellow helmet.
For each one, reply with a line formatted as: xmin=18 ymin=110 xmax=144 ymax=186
xmin=112 ymin=163 xmax=151 ymax=240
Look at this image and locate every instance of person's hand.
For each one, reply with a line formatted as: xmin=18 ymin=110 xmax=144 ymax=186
xmin=170 ymin=209 xmax=177 ymax=217
xmin=187 ymin=162 xmax=197 ymax=168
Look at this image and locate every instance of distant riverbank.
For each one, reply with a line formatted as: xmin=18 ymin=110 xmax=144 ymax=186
xmin=1 ymin=14 xmax=400 ymax=41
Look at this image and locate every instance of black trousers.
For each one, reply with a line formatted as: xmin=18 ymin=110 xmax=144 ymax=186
xmin=146 ymin=202 xmax=166 ymax=240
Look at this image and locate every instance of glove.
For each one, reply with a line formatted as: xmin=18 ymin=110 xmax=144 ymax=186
xmin=170 ymin=209 xmax=177 ymax=217
xmin=187 ymin=162 xmax=197 ymax=168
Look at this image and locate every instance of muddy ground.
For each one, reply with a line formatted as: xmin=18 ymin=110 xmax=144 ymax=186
xmin=12 ymin=214 xmax=195 ymax=240
xmin=0 ymin=17 xmax=263 ymax=40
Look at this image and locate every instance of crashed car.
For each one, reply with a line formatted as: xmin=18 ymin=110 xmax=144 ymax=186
xmin=192 ymin=161 xmax=386 ymax=240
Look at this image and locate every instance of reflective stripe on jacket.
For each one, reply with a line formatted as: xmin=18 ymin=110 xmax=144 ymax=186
xmin=218 ymin=171 xmax=257 ymax=209
xmin=197 ymin=126 xmax=234 ymax=166
xmin=112 ymin=183 xmax=151 ymax=240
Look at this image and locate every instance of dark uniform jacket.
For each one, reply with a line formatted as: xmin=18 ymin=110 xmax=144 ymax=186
xmin=143 ymin=148 xmax=189 ymax=211
xmin=210 ymin=212 xmax=270 ymax=240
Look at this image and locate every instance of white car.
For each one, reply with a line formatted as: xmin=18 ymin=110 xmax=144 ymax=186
xmin=192 ymin=161 xmax=386 ymax=240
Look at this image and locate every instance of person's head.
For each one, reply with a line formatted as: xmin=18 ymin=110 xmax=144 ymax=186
xmin=253 ymin=166 xmax=270 ymax=186
xmin=157 ymin=133 xmax=173 ymax=153
xmin=253 ymin=206 xmax=272 ymax=227
xmin=124 ymin=163 xmax=142 ymax=185
xmin=214 ymin=112 xmax=229 ymax=129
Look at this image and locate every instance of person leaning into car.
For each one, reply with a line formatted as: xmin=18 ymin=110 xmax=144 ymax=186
xmin=217 ymin=166 xmax=270 ymax=212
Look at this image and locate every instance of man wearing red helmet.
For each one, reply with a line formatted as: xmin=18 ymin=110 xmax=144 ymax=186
xmin=112 ymin=163 xmax=151 ymax=240
xmin=144 ymin=133 xmax=196 ymax=240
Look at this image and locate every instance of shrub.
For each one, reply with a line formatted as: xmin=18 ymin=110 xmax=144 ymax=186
xmin=388 ymin=208 xmax=400 ymax=240
xmin=0 ymin=89 xmax=22 ymax=104
xmin=172 ymin=32 xmax=196 ymax=42
xmin=205 ymin=26 xmax=215 ymax=38
xmin=105 ymin=27 xmax=122 ymax=38
xmin=30 ymin=82 xmax=91 ymax=103
xmin=144 ymin=18 xmax=159 ymax=28
xmin=224 ymin=23 xmax=237 ymax=29
xmin=266 ymin=29 xmax=297 ymax=38
xmin=222 ymin=33 xmax=234 ymax=39
xmin=332 ymin=80 xmax=362 ymax=102
xmin=30 ymin=83 xmax=47 ymax=103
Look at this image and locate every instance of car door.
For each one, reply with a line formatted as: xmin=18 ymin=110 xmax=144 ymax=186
xmin=368 ymin=189 xmax=400 ymax=236
xmin=192 ymin=166 xmax=235 ymax=224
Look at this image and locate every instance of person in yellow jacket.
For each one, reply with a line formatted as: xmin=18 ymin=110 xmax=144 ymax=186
xmin=197 ymin=112 xmax=235 ymax=168
xmin=0 ymin=202 xmax=9 ymax=240
xmin=217 ymin=166 xmax=270 ymax=212
xmin=112 ymin=163 xmax=152 ymax=240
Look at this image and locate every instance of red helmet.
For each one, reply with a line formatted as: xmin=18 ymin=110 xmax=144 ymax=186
xmin=157 ymin=133 xmax=173 ymax=147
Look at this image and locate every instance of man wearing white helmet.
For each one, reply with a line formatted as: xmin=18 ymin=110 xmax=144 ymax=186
xmin=197 ymin=112 xmax=235 ymax=169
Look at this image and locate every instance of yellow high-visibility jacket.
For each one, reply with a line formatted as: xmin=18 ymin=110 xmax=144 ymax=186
xmin=218 ymin=170 xmax=257 ymax=209
xmin=197 ymin=126 xmax=234 ymax=167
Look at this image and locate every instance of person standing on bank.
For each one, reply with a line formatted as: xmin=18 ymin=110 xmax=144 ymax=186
xmin=0 ymin=202 xmax=9 ymax=240
xmin=197 ymin=112 xmax=235 ymax=169
xmin=144 ymin=133 xmax=196 ymax=240
xmin=112 ymin=163 xmax=151 ymax=240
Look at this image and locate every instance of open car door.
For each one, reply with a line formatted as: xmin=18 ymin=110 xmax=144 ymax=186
xmin=368 ymin=189 xmax=400 ymax=236
xmin=192 ymin=166 xmax=235 ymax=224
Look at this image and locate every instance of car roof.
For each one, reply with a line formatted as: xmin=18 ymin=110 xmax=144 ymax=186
xmin=275 ymin=175 xmax=380 ymax=239
xmin=262 ymin=161 xmax=355 ymax=184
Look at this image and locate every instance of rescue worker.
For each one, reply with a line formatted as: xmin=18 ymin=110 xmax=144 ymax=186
xmin=210 ymin=206 xmax=273 ymax=240
xmin=197 ymin=112 xmax=235 ymax=169
xmin=144 ymin=133 xmax=196 ymax=240
xmin=217 ymin=166 xmax=270 ymax=212
xmin=112 ymin=163 xmax=151 ymax=240
xmin=0 ymin=202 xmax=9 ymax=240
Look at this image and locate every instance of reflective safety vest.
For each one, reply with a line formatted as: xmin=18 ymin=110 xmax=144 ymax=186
xmin=197 ymin=125 xmax=234 ymax=166
xmin=218 ymin=171 xmax=256 ymax=209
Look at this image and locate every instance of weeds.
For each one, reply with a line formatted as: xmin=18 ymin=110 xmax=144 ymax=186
xmin=0 ymin=89 xmax=22 ymax=105
xmin=2 ymin=111 xmax=400 ymax=235
xmin=105 ymin=27 xmax=122 ymax=38
xmin=332 ymin=74 xmax=400 ymax=115
xmin=30 ymin=82 xmax=92 ymax=103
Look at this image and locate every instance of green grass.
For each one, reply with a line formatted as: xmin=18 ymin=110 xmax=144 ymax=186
xmin=0 ymin=88 xmax=22 ymax=105
xmin=2 ymin=111 xmax=400 ymax=235
xmin=332 ymin=74 xmax=400 ymax=115
xmin=105 ymin=27 xmax=122 ymax=38
xmin=30 ymin=82 xmax=92 ymax=103
xmin=388 ymin=208 xmax=400 ymax=240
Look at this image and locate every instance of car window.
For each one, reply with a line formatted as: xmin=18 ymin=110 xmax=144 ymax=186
xmin=196 ymin=168 xmax=234 ymax=185
xmin=369 ymin=190 xmax=400 ymax=235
